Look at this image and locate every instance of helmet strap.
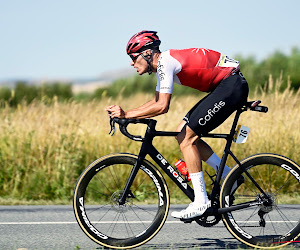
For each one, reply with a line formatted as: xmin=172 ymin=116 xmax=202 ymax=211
xmin=141 ymin=50 xmax=154 ymax=75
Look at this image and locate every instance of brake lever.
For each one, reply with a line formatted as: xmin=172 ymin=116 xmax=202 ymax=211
xmin=109 ymin=118 xmax=116 ymax=136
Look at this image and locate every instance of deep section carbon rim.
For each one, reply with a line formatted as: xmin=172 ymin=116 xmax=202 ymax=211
xmin=73 ymin=154 xmax=169 ymax=249
xmin=221 ymin=154 xmax=300 ymax=248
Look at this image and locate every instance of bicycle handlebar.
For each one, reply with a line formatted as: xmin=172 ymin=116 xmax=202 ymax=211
xmin=109 ymin=117 xmax=153 ymax=141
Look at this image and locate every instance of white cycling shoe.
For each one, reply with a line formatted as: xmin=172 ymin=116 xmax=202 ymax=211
xmin=171 ymin=201 xmax=211 ymax=219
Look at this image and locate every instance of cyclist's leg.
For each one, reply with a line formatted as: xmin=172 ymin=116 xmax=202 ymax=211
xmin=176 ymin=124 xmax=202 ymax=174
xmin=177 ymin=121 xmax=229 ymax=177
xmin=177 ymin=122 xmax=231 ymax=181
xmin=176 ymin=125 xmax=209 ymax=202
xmin=176 ymin=121 xmax=213 ymax=163
xmin=172 ymin=125 xmax=211 ymax=219
xmin=172 ymin=74 xmax=248 ymax=219
xmin=177 ymin=74 xmax=248 ymax=177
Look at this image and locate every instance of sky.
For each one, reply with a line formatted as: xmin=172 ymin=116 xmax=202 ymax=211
xmin=1 ymin=0 xmax=299 ymax=81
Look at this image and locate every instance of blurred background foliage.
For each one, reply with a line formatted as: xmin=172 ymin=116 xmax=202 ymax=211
xmin=1 ymin=47 xmax=299 ymax=106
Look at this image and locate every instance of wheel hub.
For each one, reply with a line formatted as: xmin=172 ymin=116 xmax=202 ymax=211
xmin=110 ymin=190 xmax=133 ymax=213
xmin=259 ymin=192 xmax=277 ymax=212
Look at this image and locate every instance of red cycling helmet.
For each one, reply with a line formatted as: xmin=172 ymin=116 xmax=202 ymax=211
xmin=126 ymin=30 xmax=161 ymax=61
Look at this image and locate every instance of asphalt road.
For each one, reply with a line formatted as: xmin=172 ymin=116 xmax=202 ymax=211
xmin=0 ymin=205 xmax=299 ymax=249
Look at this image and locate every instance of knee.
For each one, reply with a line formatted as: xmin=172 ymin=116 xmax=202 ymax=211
xmin=175 ymin=120 xmax=187 ymax=143
xmin=176 ymin=126 xmax=199 ymax=150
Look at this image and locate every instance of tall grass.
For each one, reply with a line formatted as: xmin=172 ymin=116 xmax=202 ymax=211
xmin=0 ymin=76 xmax=299 ymax=204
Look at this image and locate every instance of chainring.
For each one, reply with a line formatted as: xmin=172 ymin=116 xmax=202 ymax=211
xmin=195 ymin=214 xmax=222 ymax=227
xmin=195 ymin=199 xmax=222 ymax=227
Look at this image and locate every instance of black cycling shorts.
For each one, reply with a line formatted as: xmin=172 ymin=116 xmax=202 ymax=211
xmin=184 ymin=72 xmax=249 ymax=136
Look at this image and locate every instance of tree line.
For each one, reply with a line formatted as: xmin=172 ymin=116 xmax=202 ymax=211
xmin=1 ymin=47 xmax=299 ymax=106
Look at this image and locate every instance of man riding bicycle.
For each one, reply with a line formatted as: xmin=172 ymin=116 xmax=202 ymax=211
xmin=106 ymin=30 xmax=249 ymax=220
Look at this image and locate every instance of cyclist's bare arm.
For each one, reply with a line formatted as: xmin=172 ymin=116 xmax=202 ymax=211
xmin=131 ymin=91 xmax=160 ymax=110
xmin=106 ymin=92 xmax=172 ymax=119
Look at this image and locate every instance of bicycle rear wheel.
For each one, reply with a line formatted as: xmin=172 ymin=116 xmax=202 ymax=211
xmin=73 ymin=153 xmax=169 ymax=249
xmin=220 ymin=153 xmax=300 ymax=248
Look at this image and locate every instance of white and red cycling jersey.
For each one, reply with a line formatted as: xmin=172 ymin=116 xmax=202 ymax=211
xmin=156 ymin=48 xmax=240 ymax=94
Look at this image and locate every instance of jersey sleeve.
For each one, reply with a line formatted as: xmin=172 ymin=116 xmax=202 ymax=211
xmin=155 ymin=51 xmax=181 ymax=94
xmin=155 ymin=75 xmax=161 ymax=92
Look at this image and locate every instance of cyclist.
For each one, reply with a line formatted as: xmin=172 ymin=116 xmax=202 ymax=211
xmin=106 ymin=30 xmax=249 ymax=220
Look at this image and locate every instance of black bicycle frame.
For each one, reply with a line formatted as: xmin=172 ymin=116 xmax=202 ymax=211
xmin=118 ymin=108 xmax=267 ymax=214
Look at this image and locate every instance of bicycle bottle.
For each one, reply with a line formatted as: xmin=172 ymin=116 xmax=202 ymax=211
xmin=175 ymin=159 xmax=191 ymax=182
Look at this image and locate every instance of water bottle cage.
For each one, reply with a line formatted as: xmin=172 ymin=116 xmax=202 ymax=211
xmin=205 ymin=170 xmax=217 ymax=186
xmin=182 ymin=176 xmax=190 ymax=183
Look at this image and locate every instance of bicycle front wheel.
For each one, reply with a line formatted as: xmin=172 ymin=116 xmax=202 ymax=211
xmin=73 ymin=153 xmax=169 ymax=249
xmin=220 ymin=153 xmax=300 ymax=249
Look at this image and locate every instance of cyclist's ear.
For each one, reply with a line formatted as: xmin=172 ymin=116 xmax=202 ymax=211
xmin=143 ymin=49 xmax=152 ymax=56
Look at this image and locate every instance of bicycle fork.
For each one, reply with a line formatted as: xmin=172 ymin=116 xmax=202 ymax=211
xmin=118 ymin=146 xmax=147 ymax=206
xmin=118 ymin=122 xmax=156 ymax=206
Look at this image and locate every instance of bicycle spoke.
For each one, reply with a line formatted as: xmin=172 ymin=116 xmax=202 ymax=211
xmin=134 ymin=191 xmax=158 ymax=202
xmin=267 ymin=213 xmax=278 ymax=240
xmin=131 ymin=173 xmax=151 ymax=195
xmin=252 ymin=165 xmax=267 ymax=192
xmin=111 ymin=212 xmax=123 ymax=237
xmin=85 ymin=204 xmax=111 ymax=215
xmin=268 ymin=164 xmax=272 ymax=193
xmin=85 ymin=186 xmax=111 ymax=199
xmin=91 ymin=174 xmax=115 ymax=198
xmin=273 ymin=175 xmax=293 ymax=196
xmin=243 ymin=171 xmax=260 ymax=196
xmin=274 ymin=205 xmax=294 ymax=231
xmin=108 ymin=164 xmax=122 ymax=190
xmin=240 ymin=206 xmax=259 ymax=228
xmin=92 ymin=205 xmax=114 ymax=223
xmin=129 ymin=206 xmax=148 ymax=229
xmin=131 ymin=203 xmax=157 ymax=217
xmin=121 ymin=212 xmax=135 ymax=238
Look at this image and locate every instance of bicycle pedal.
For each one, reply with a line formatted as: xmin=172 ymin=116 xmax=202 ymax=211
xmin=180 ymin=218 xmax=193 ymax=223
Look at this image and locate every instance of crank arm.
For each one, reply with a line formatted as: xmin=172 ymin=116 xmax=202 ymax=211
xmin=179 ymin=207 xmax=215 ymax=223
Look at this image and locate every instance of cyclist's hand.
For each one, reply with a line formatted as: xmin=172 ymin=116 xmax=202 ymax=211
xmin=105 ymin=105 xmax=126 ymax=118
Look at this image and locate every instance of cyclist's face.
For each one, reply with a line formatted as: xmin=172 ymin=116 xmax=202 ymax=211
xmin=130 ymin=51 xmax=149 ymax=75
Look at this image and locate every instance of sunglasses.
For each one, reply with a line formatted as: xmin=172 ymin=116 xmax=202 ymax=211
xmin=130 ymin=54 xmax=140 ymax=61
xmin=129 ymin=50 xmax=150 ymax=61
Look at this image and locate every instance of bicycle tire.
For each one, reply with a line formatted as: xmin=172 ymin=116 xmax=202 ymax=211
xmin=220 ymin=153 xmax=300 ymax=248
xmin=73 ymin=153 xmax=170 ymax=249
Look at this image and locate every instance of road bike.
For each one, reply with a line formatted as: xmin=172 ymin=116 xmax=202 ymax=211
xmin=73 ymin=100 xmax=300 ymax=249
